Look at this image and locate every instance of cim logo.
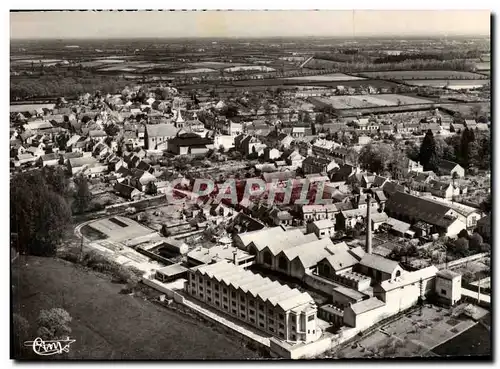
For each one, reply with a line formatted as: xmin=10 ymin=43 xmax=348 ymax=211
xmin=24 ymin=337 xmax=76 ymax=356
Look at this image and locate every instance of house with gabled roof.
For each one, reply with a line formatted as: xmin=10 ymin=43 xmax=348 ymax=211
xmin=114 ymin=181 xmax=142 ymax=200
xmin=437 ymin=160 xmax=465 ymax=177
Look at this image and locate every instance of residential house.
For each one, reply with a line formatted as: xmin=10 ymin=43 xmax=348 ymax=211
xmin=16 ymin=153 xmax=36 ymax=165
xmin=38 ymin=153 xmax=59 ymax=167
xmin=129 ymin=169 xmax=157 ymax=192
xmin=302 ymin=156 xmax=339 ymax=175
xmin=286 ymin=151 xmax=305 ymax=169
xmin=67 ymin=156 xmax=98 ymax=175
xmin=114 ymin=181 xmax=142 ymax=200
xmin=269 ymin=209 xmax=294 ymax=226
xmin=405 ymin=158 xmax=424 ymax=174
xmin=302 ymin=204 xmax=338 ymax=222
xmin=426 ymin=179 xmax=460 ymax=199
xmin=264 ymin=147 xmax=281 ymax=161
xmin=307 ymin=219 xmax=336 ymax=239
xmin=450 ymin=123 xmax=466 ymax=133
xmin=336 ymin=207 xmax=381 ymax=231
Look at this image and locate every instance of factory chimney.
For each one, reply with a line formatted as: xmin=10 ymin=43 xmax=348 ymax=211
xmin=366 ymin=194 xmax=372 ymax=254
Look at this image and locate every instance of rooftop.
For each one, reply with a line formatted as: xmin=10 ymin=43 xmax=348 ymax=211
xmin=348 ymin=297 xmax=385 ymax=315
xmin=194 ymin=261 xmax=315 ymax=312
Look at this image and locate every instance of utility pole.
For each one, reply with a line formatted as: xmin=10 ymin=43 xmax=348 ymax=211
xmin=477 ymin=278 xmax=481 ymax=304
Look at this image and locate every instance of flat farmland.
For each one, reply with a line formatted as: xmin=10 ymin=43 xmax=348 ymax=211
xmin=224 ymin=65 xmax=276 ymax=72
xmin=188 ymin=61 xmax=241 ymax=69
xmin=281 ymin=73 xmax=365 ymax=81
xmin=172 ymin=68 xmax=218 ymax=74
xmin=358 ymin=70 xmax=487 ymax=80
xmin=313 ymin=94 xmax=432 ymax=109
xmin=475 ymin=62 xmax=491 ymax=71
xmin=404 ymin=79 xmax=490 ymax=90
xmin=12 ymin=256 xmax=262 ymax=360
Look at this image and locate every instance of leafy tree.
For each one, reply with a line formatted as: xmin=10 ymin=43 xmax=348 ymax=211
xmin=12 ymin=314 xmax=30 ymax=358
xmin=419 ymin=129 xmax=439 ymax=171
xmin=303 ymin=112 xmax=312 ymax=124
xmin=220 ymin=105 xmax=239 ymax=119
xmin=41 ymin=166 xmax=70 ymax=197
xmin=104 ymin=124 xmax=120 ymax=137
xmin=358 ymin=143 xmax=394 ymax=174
xmin=469 ymin=233 xmax=483 ymax=251
xmin=405 ymin=141 xmax=420 ymax=162
xmin=11 ymin=171 xmax=71 ymax=256
xmin=145 ymin=181 xmax=158 ymax=196
xmin=73 ymin=175 xmax=92 ymax=214
xmin=480 ymin=194 xmax=492 ymax=214
xmin=470 ymin=105 xmax=484 ymax=119
xmin=315 ymin=113 xmax=326 ymax=125
xmin=37 ymin=308 xmax=72 ymax=341
xmin=454 ymin=237 xmax=470 ymax=257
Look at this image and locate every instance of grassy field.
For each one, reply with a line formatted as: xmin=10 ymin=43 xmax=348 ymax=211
xmin=281 ymin=73 xmax=365 ymax=82
xmin=12 ymin=256 xmax=262 ymax=360
xmin=431 ymin=315 xmax=491 ymax=357
xmin=313 ymin=94 xmax=432 ymax=109
xmin=404 ymin=79 xmax=490 ymax=89
xmin=358 ymin=70 xmax=487 ymax=80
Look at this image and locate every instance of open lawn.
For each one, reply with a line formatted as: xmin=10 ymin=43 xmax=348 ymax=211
xmin=12 ymin=256 xmax=261 ymax=360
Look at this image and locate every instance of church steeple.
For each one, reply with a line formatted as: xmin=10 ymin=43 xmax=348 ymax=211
xmin=174 ymin=109 xmax=185 ymax=128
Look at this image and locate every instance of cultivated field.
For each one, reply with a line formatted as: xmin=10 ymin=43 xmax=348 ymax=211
xmin=358 ymin=70 xmax=487 ymax=80
xmin=474 ymin=62 xmax=491 ymax=71
xmin=404 ymin=79 xmax=490 ymax=90
xmin=313 ymin=94 xmax=432 ymax=109
xmin=224 ymin=65 xmax=276 ymax=72
xmin=172 ymin=68 xmax=217 ymax=74
xmin=281 ymin=73 xmax=365 ymax=81
xmin=188 ymin=61 xmax=239 ymax=69
xmin=12 ymin=256 xmax=261 ymax=360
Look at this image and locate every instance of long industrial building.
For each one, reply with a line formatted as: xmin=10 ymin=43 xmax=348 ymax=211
xmin=185 ymin=260 xmax=320 ymax=343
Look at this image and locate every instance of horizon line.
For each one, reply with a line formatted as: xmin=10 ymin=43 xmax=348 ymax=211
xmin=11 ymin=33 xmax=491 ymax=41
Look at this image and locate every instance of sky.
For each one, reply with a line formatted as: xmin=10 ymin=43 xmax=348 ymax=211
xmin=10 ymin=10 xmax=491 ymax=40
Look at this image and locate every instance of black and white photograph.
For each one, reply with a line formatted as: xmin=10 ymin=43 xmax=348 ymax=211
xmin=9 ymin=9 xmax=492 ymax=361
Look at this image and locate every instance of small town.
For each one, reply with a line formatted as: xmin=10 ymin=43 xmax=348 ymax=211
xmin=10 ymin=10 xmax=491 ymax=361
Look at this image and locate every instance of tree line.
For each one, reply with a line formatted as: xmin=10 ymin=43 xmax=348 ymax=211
xmin=11 ymin=75 xmax=129 ymax=100
xmin=11 ymin=167 xmax=92 ymax=257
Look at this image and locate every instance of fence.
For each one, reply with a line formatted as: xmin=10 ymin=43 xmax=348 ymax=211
xmin=436 ymin=252 xmax=489 ymax=270
xmin=105 ymin=194 xmax=167 ymax=214
xmin=136 ymin=247 xmax=176 ymax=266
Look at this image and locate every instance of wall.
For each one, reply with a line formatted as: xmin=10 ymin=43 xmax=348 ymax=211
xmin=303 ymin=272 xmax=336 ymax=295
xmin=269 ymin=336 xmax=333 ymax=359
xmin=436 ymin=252 xmax=488 ymax=270
xmin=105 ymin=193 xmax=167 ymax=214
xmin=382 ymin=277 xmax=435 ymax=315
xmin=136 ymin=247 xmax=175 ymax=265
